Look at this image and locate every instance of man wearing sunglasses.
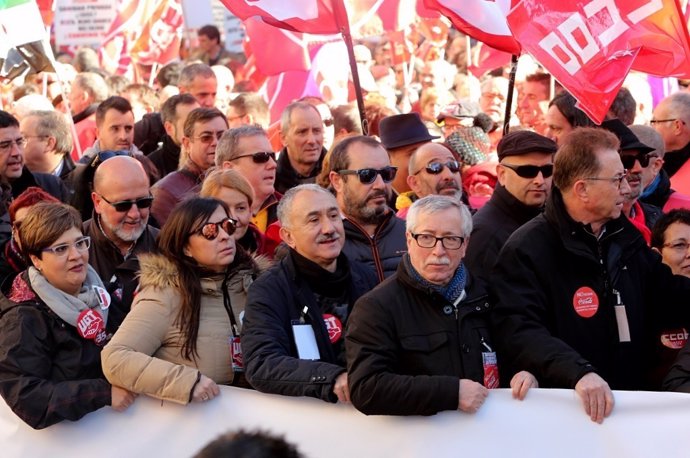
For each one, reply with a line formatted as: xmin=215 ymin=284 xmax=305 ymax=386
xmin=216 ymin=125 xmax=280 ymax=233
xmin=465 ymin=131 xmax=556 ymax=285
xmin=329 ymin=136 xmax=407 ymax=283
xmin=492 ymin=128 xmax=690 ymax=424
xmin=600 ymin=119 xmax=662 ymax=244
xmin=395 ymin=142 xmax=463 ymax=219
xmin=275 ymin=102 xmax=326 ymax=195
xmin=151 ymin=107 xmax=228 ymax=225
xmin=87 ymin=155 xmax=158 ymax=312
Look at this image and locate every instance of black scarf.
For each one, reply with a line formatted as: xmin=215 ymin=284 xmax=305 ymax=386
xmin=289 ymin=248 xmax=350 ymax=298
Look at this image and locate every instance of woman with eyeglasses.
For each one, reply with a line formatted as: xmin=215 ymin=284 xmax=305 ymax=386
xmin=200 ymin=168 xmax=275 ymax=258
xmin=0 ymin=202 xmax=133 ymax=429
xmin=102 ymin=197 xmax=266 ymax=404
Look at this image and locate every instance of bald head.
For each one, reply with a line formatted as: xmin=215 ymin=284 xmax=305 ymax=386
xmin=93 ymin=155 xmax=149 ymax=193
xmin=407 ymin=143 xmax=462 ymax=199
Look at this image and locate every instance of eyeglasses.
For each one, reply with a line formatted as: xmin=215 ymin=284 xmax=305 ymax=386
xmin=338 ymin=166 xmax=398 ymax=184
xmin=620 ymin=152 xmax=657 ymax=169
xmin=229 ymin=151 xmax=276 ymax=164
xmin=91 ymin=150 xmax=130 ymax=168
xmin=42 ymin=236 xmax=91 ymax=257
xmin=650 ymin=118 xmax=682 ymax=125
xmin=663 ymin=241 xmax=690 ymax=252
xmin=584 ymin=172 xmax=628 ymax=189
xmin=501 ymin=163 xmax=554 ymax=178
xmin=98 ymin=194 xmax=154 ymax=212
xmin=410 ymin=232 xmax=465 ymax=250
xmin=194 ymin=217 xmax=237 ymax=240
xmin=416 ymin=161 xmax=461 ymax=175
xmin=0 ymin=137 xmax=27 ymax=152
xmin=194 ymin=131 xmax=225 ymax=144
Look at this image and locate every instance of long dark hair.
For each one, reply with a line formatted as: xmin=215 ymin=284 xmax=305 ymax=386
xmin=158 ymin=197 xmax=230 ymax=361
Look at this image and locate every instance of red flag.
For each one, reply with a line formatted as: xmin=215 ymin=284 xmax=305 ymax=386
xmin=243 ymin=17 xmax=311 ymax=76
xmin=387 ymin=30 xmax=412 ymax=65
xmin=508 ymin=0 xmax=690 ymax=124
xmin=130 ymin=0 xmax=183 ymax=67
xmin=469 ymin=42 xmax=512 ymax=78
xmin=423 ymin=0 xmax=521 ymax=55
xmin=221 ymin=0 xmax=342 ymax=34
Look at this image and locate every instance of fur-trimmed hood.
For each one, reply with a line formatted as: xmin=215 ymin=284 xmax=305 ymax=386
xmin=137 ymin=248 xmax=271 ymax=291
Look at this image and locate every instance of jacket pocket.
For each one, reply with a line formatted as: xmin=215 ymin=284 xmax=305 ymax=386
xmin=400 ymin=332 xmax=449 ymax=353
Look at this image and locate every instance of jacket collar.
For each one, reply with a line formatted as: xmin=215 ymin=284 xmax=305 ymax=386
xmin=489 ymin=183 xmax=543 ymax=225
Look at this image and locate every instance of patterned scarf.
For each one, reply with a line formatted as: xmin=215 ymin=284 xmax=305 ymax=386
xmin=404 ymin=254 xmax=467 ymax=304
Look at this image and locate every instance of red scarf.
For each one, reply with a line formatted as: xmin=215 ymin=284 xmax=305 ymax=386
xmin=627 ymin=201 xmax=651 ymax=245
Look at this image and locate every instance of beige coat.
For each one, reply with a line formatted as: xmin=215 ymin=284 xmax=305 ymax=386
xmin=101 ymin=251 xmax=267 ymax=404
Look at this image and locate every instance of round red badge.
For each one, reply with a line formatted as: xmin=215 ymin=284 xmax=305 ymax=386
xmin=76 ymin=309 xmax=105 ymax=340
xmin=661 ymin=328 xmax=689 ymax=350
xmin=322 ymin=314 xmax=343 ymax=344
xmin=572 ymin=286 xmax=599 ymax=318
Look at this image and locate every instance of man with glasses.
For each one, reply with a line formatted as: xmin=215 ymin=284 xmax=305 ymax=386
xmin=395 ymin=142 xmax=463 ymax=219
xmin=87 ymin=155 xmax=158 ymax=311
xmin=465 ymin=131 xmax=556 ymax=285
xmin=151 ymin=107 xmax=228 ymax=225
xmin=242 ymin=184 xmax=377 ymax=403
xmin=0 ymin=111 xmax=68 ymax=246
xmin=275 ymin=102 xmax=326 ymax=194
xmin=346 ymin=195 xmax=537 ymax=416
xmin=651 ymin=92 xmax=690 ymax=186
xmin=216 ymin=125 xmax=280 ymax=233
xmin=492 ymin=128 xmax=690 ymax=424
xmin=329 ymin=135 xmax=406 ymax=282
xmin=226 ymin=93 xmax=269 ymax=129
xmin=20 ymin=110 xmax=75 ymax=181
xmin=601 ymin=119 xmax=661 ymax=244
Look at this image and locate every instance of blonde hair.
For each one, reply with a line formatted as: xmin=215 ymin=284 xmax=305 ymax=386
xmin=200 ymin=168 xmax=255 ymax=207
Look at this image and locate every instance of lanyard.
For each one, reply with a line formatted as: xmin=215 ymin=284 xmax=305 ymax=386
xmin=221 ymin=276 xmax=239 ymax=337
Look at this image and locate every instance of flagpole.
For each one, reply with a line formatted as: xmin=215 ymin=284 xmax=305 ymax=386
xmin=503 ymin=54 xmax=519 ymax=136
xmin=333 ymin=0 xmax=368 ymax=135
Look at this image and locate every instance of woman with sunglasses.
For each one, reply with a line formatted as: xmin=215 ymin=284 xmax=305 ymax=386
xmin=102 ymin=197 xmax=266 ymax=404
xmin=200 ymin=169 xmax=275 ymax=258
xmin=0 ymin=202 xmax=133 ymax=429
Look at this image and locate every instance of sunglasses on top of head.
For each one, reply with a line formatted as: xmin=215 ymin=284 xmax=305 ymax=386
xmin=194 ymin=217 xmax=237 ymax=240
xmin=338 ymin=166 xmax=398 ymax=184
xmin=501 ymin=163 xmax=554 ymax=179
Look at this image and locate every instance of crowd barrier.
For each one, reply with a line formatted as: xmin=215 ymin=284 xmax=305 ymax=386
xmin=2 ymin=387 xmax=690 ymax=457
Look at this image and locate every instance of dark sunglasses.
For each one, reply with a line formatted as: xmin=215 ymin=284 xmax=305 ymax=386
xmin=620 ymin=152 xmax=656 ymax=169
xmin=338 ymin=166 xmax=398 ymax=184
xmin=230 ymin=151 xmax=276 ymax=164
xmin=195 ymin=131 xmax=225 ymax=144
xmin=195 ymin=217 xmax=237 ymax=240
xmin=419 ymin=161 xmax=461 ymax=175
xmin=501 ymin=163 xmax=554 ymax=179
xmin=99 ymin=194 xmax=154 ymax=212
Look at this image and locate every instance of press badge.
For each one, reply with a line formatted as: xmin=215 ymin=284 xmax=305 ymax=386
xmin=614 ymin=290 xmax=631 ymax=342
xmin=481 ymin=338 xmax=500 ymax=389
xmin=230 ymin=336 xmax=244 ymax=372
xmin=291 ymin=321 xmax=321 ymax=360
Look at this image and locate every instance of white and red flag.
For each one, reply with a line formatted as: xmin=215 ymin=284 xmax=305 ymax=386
xmin=508 ymin=0 xmax=690 ymax=123
xmin=221 ymin=0 xmax=344 ymax=34
xmin=130 ymin=0 xmax=184 ymax=67
xmin=423 ymin=0 xmax=521 ymax=55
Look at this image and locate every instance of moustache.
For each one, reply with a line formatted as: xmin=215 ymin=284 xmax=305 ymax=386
xmin=426 ymin=257 xmax=451 ymax=266
xmin=316 ymin=233 xmax=341 ymax=244
xmin=366 ymin=190 xmax=388 ymax=202
xmin=437 ymin=181 xmax=460 ymax=192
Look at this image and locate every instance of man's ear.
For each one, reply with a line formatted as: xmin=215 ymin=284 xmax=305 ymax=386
xmin=407 ymin=173 xmax=421 ymax=195
xmin=279 ymin=226 xmax=295 ymax=248
xmin=91 ymin=191 xmax=103 ymax=214
xmin=572 ymin=180 xmax=589 ymax=202
xmin=163 ymin=120 xmax=175 ymax=138
xmin=496 ymin=164 xmax=507 ymax=186
xmin=330 ymin=171 xmax=344 ymax=193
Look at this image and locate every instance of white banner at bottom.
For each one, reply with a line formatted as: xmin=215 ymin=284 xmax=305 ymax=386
xmin=2 ymin=387 xmax=690 ymax=457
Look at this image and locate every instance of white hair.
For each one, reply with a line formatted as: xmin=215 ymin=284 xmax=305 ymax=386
xmin=407 ymin=195 xmax=472 ymax=237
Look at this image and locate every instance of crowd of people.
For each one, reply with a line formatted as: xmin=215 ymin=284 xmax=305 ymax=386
xmin=2 ymin=22 xmax=690 ymax=433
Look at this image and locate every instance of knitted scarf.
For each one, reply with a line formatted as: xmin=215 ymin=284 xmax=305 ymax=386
xmin=404 ymin=254 xmax=467 ymax=304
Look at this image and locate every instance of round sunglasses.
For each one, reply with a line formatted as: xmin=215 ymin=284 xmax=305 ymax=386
xmin=194 ymin=217 xmax=237 ymax=240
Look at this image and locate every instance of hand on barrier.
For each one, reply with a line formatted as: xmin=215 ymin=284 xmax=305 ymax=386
xmin=111 ymin=385 xmax=137 ymax=412
xmin=575 ymin=372 xmax=614 ymax=424
xmin=510 ymin=371 xmax=539 ymax=400
xmin=191 ymin=375 xmax=220 ymax=403
xmin=458 ymin=379 xmax=488 ymax=413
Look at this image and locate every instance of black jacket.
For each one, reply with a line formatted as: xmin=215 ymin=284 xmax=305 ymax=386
xmin=241 ymin=251 xmax=377 ymax=402
xmin=465 ymin=184 xmax=542 ymax=286
xmin=133 ymin=112 xmax=165 ymax=156
xmin=83 ymin=218 xmax=159 ymax=311
xmin=346 ymin=257 xmax=492 ymax=415
xmin=148 ymin=135 xmax=181 ymax=179
xmin=491 ymin=188 xmax=690 ymax=391
xmin=274 ymin=147 xmax=325 ymax=195
xmin=341 ymin=212 xmax=407 ymax=283
xmin=0 ymin=274 xmax=119 ymax=429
